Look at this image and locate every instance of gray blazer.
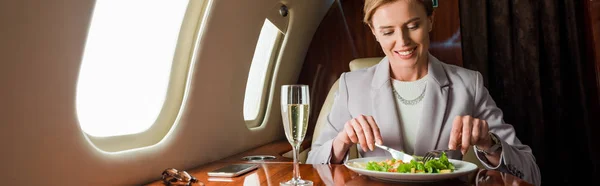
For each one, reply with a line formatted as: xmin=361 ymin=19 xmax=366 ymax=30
xmin=306 ymin=54 xmax=541 ymax=186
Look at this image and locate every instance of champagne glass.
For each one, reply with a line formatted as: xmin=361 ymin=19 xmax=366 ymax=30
xmin=280 ymin=85 xmax=313 ymax=186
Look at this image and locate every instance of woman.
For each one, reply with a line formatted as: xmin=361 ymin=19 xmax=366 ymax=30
xmin=305 ymin=0 xmax=541 ymax=185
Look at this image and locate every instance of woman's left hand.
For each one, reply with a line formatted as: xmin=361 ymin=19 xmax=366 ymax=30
xmin=448 ymin=115 xmax=493 ymax=155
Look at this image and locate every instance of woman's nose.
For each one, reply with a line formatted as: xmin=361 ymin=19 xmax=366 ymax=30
xmin=396 ymin=30 xmax=412 ymax=46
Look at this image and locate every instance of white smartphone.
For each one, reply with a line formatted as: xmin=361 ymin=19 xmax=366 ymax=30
xmin=207 ymin=164 xmax=259 ymax=177
xmin=207 ymin=177 xmax=234 ymax=182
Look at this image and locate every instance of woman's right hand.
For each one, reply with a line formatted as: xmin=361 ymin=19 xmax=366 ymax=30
xmin=335 ymin=114 xmax=383 ymax=152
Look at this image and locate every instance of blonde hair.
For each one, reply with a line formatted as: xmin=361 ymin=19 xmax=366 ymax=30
xmin=363 ymin=0 xmax=434 ymax=25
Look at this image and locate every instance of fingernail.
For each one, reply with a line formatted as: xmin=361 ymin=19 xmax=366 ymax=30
xmin=369 ymin=144 xmax=374 ymax=151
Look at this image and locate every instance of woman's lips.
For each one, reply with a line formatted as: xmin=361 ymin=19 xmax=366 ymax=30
xmin=394 ymin=47 xmax=417 ymax=59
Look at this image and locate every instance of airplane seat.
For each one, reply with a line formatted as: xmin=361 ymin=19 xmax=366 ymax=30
xmin=296 ymin=57 xmax=481 ymax=168
xmin=347 ymin=57 xmax=383 ymax=71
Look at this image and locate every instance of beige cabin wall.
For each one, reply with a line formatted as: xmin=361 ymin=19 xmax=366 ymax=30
xmin=0 ymin=0 xmax=334 ymax=185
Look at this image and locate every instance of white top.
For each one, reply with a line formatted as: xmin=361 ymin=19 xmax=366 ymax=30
xmin=391 ymin=75 xmax=428 ymax=155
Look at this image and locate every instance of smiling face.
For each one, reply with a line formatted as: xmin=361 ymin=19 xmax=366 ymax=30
xmin=369 ymin=0 xmax=433 ymax=69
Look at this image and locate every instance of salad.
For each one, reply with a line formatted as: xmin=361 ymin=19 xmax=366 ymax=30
xmin=365 ymin=152 xmax=455 ymax=173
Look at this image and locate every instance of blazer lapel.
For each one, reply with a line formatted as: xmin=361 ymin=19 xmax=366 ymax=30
xmin=370 ymin=57 xmax=405 ymax=151
xmin=414 ymin=54 xmax=450 ymax=156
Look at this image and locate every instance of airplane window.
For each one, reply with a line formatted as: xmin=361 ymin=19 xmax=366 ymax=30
xmin=243 ymin=19 xmax=283 ymax=126
xmin=76 ymin=0 xmax=190 ymax=137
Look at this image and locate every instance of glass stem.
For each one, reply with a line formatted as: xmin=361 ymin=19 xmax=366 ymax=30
xmin=292 ymin=144 xmax=301 ymax=181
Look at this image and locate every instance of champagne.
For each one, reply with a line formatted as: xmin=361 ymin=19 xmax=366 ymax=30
xmin=284 ymin=104 xmax=309 ymax=147
xmin=280 ymin=85 xmax=313 ymax=186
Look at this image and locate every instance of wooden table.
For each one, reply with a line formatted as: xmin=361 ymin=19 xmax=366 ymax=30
xmin=145 ymin=140 xmax=533 ymax=186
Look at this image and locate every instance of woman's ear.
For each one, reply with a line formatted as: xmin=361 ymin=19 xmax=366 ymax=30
xmin=428 ymin=12 xmax=435 ymax=32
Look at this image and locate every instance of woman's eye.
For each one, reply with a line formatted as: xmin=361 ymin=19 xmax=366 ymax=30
xmin=383 ymin=31 xmax=393 ymax=36
xmin=408 ymin=24 xmax=420 ymax=30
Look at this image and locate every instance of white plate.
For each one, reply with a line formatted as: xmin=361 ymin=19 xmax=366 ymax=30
xmin=344 ymin=157 xmax=478 ymax=182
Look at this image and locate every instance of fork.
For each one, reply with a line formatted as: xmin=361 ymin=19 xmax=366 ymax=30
xmin=422 ymin=148 xmax=461 ymax=163
xmin=374 ymin=143 xmax=414 ymax=162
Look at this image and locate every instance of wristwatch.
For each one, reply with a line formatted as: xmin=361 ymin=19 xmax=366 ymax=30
xmin=475 ymin=132 xmax=502 ymax=155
